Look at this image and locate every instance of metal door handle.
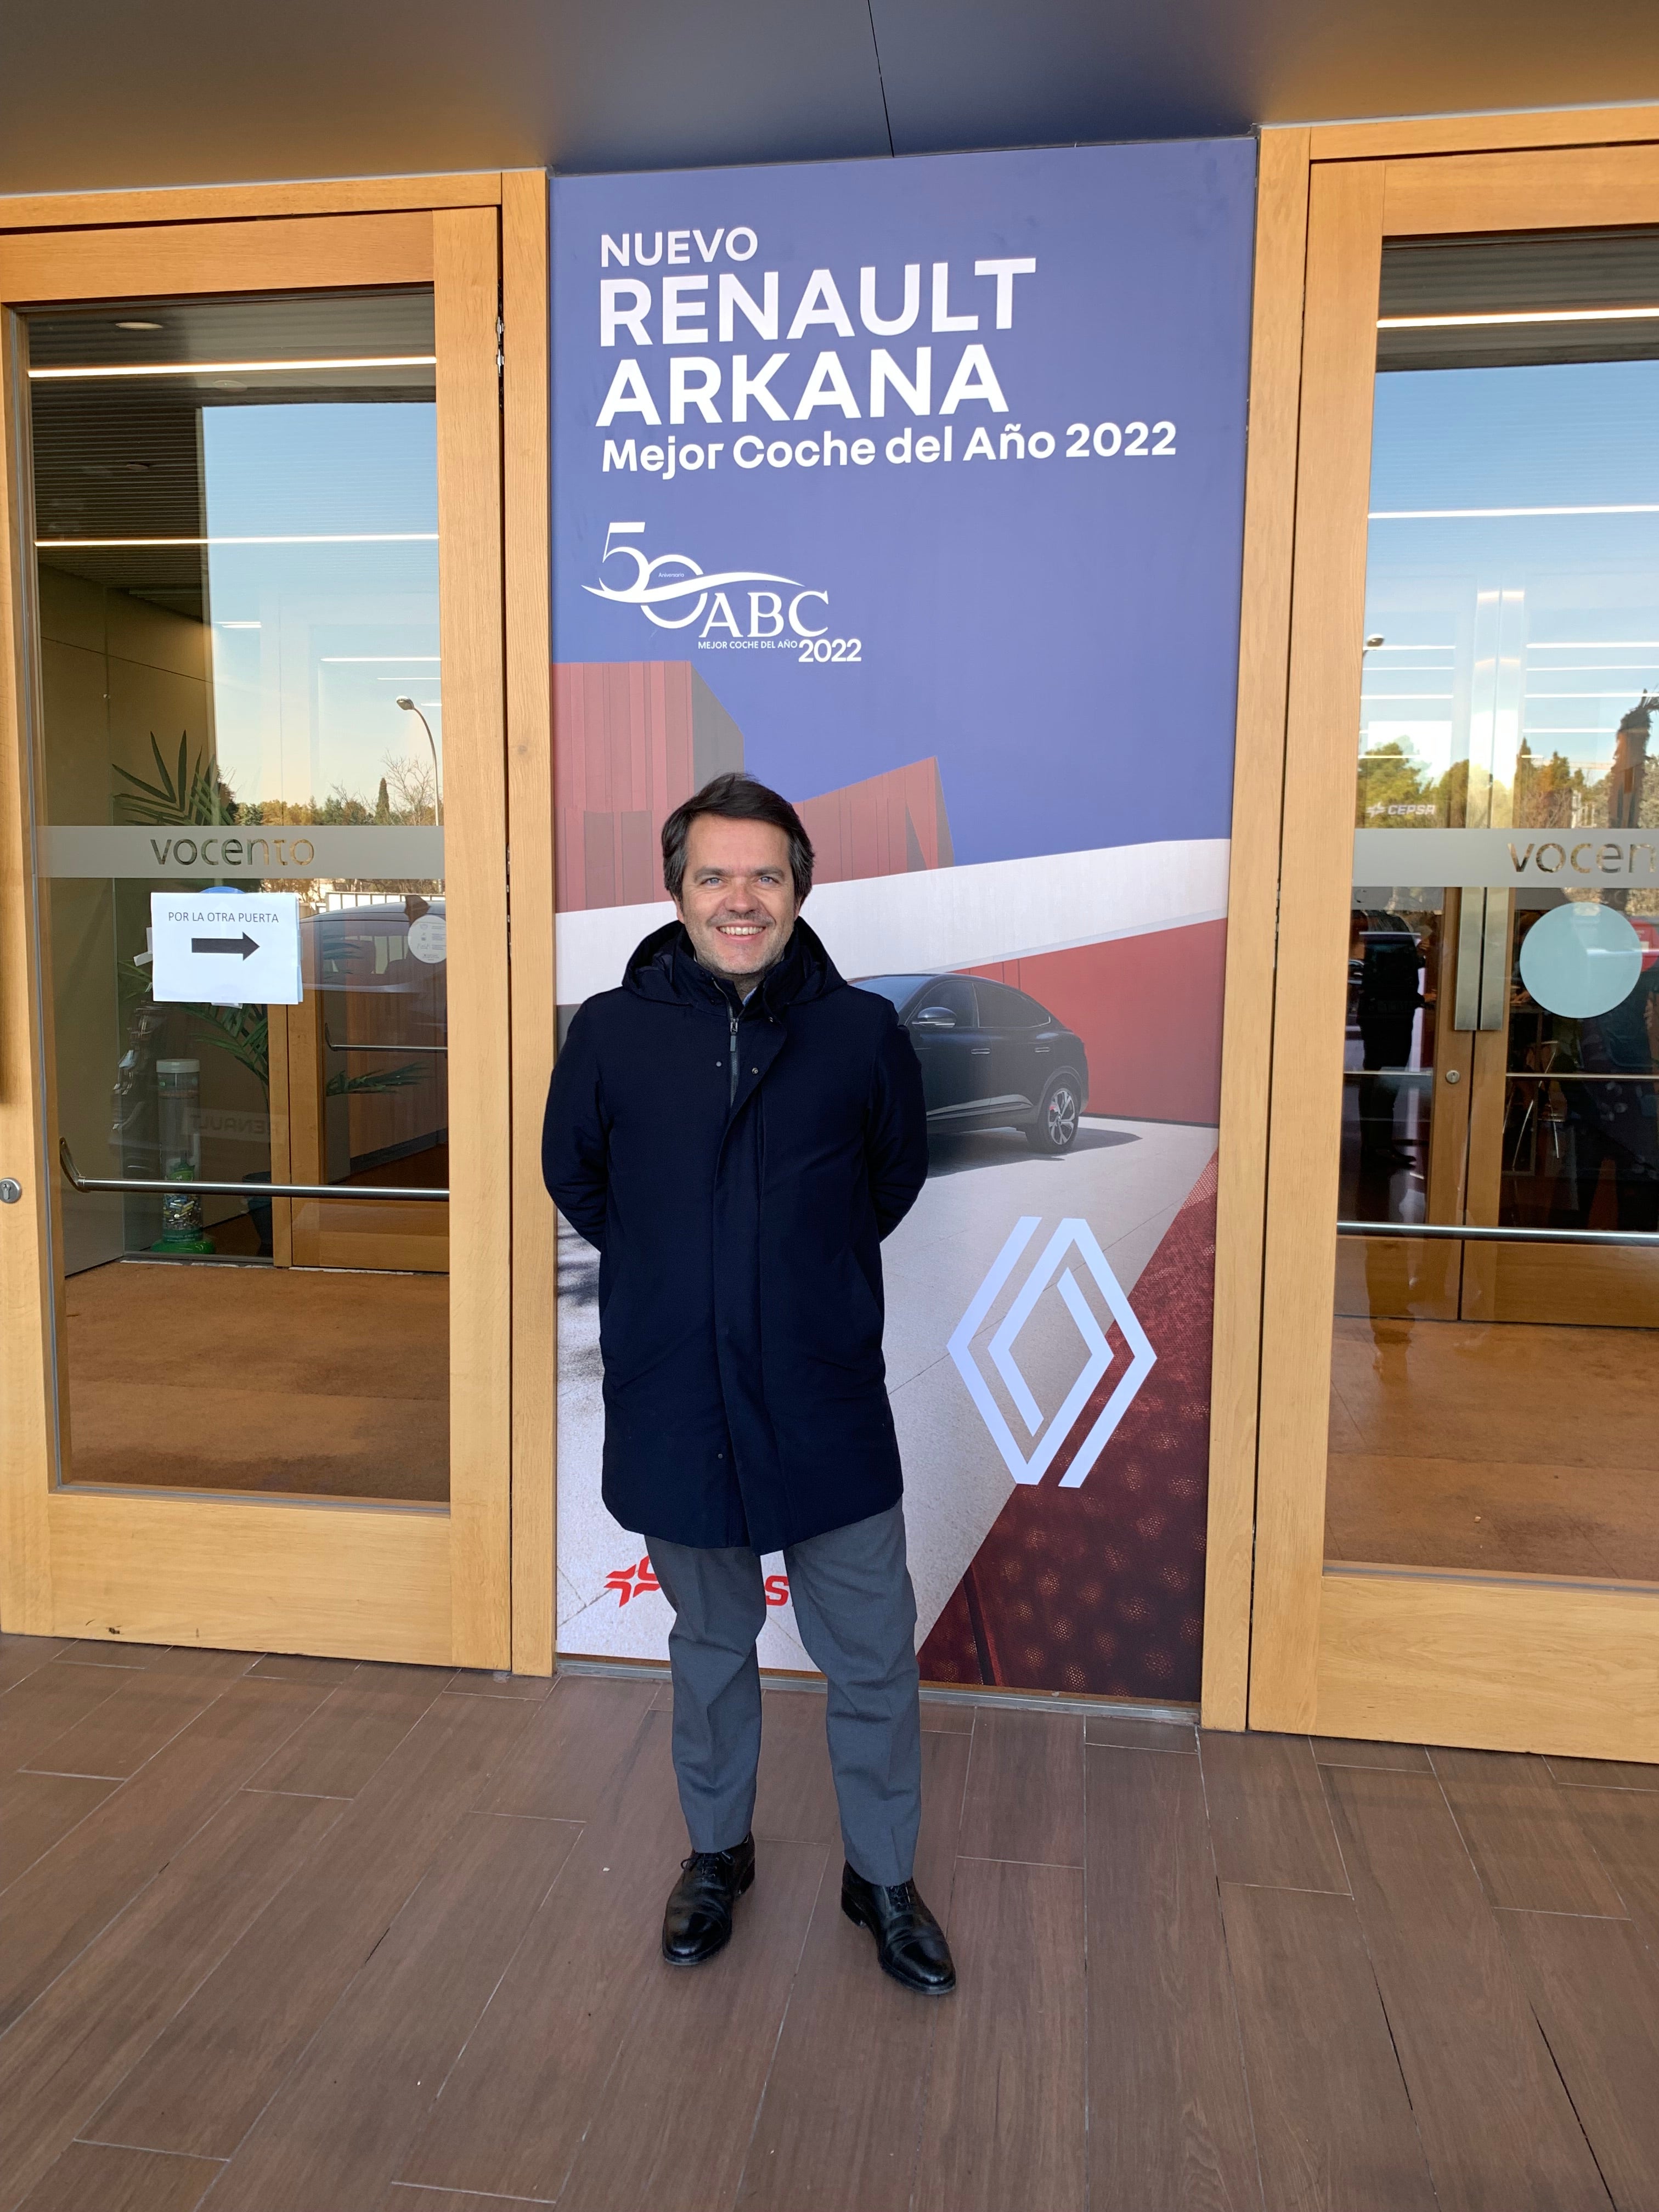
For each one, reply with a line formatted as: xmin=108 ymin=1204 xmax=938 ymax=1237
xmin=1337 ymin=1217 xmax=1659 ymax=1248
xmin=970 ymin=1046 xmax=991 ymax=1056
xmin=1452 ymin=888 xmax=1507 ymax=1031
xmin=323 ymin=1024 xmax=447 ymax=1056
xmin=59 ymin=1138 xmax=448 ymax=1203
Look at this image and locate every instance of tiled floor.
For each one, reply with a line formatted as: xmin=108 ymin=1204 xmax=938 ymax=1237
xmin=1 ymin=1632 xmax=1656 ymax=2210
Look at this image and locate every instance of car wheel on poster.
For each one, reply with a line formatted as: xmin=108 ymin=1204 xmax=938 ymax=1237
xmin=1027 ymin=1076 xmax=1082 ymax=1154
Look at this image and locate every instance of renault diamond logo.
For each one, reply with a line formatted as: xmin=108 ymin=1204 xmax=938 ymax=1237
xmin=949 ymin=1216 xmax=1156 ymax=1489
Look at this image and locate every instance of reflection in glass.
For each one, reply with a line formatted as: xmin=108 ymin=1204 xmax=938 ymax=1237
xmin=30 ymin=290 xmax=449 ymax=1500
xmin=1327 ymin=232 xmax=1659 ymax=1585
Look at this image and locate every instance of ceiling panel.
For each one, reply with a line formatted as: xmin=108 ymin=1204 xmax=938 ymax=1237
xmin=0 ymin=0 xmax=891 ymax=195
xmin=870 ymin=0 xmax=1659 ymax=154
xmin=1 ymin=0 xmax=1657 ymax=196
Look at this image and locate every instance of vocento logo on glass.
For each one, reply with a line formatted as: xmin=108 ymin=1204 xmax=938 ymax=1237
xmin=949 ymin=1217 xmax=1156 ymax=1488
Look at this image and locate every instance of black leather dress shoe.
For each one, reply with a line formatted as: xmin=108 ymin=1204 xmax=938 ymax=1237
xmin=841 ymin=1864 xmax=957 ymax=1995
xmin=661 ymin=1832 xmax=755 ymax=1965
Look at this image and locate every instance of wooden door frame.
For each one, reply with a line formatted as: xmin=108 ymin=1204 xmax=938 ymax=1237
xmin=0 ymin=171 xmax=555 ymax=1674
xmin=1210 ymin=109 xmax=1659 ymax=1752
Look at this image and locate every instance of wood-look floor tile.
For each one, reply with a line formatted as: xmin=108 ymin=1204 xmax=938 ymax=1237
xmin=475 ymin=1672 xmax=656 ymax=1819
xmin=129 ymin=1647 xmax=258 ymax=1681
xmin=957 ymin=1707 xmax=1084 ymax=1866
xmin=0 ymin=1663 xmax=124 ymax=1773
xmin=1084 ymin=1709 xmax=1197 ymax=1753
xmin=203 ymin=1812 xmax=579 ymax=2212
xmin=375 ymin=2188 xmax=552 ymax=2211
xmin=752 ymin=1689 xmax=842 ymax=1847
xmin=14 ymin=2142 xmax=221 ymax=2212
xmin=918 ymin=1696 xmax=975 ymax=1734
xmin=558 ymin=1838 xmax=826 ymax=2212
xmin=0 ymin=1772 xmax=117 ymax=1892
xmin=915 ymin=1858 xmax=1086 ymax=2212
xmin=1498 ymin=1908 xmax=1659 ymax=2212
xmin=1545 ymin=1754 xmax=1659 ymax=1793
xmin=446 ymin=1669 xmax=556 ymax=1700
xmin=0 ymin=1790 xmax=343 ymax=2210
xmin=25 ymin=1673 xmax=223 ymax=1782
xmin=245 ymin=1654 xmax=360 ymax=1687
xmin=1322 ymin=1765 xmax=1611 ymax=2210
xmin=736 ymin=1729 xmax=970 ymax=2212
xmin=1200 ymin=1730 xmax=1348 ymax=1894
xmin=1086 ymin=1745 xmax=1262 ymax=2212
xmin=1313 ymin=1737 xmax=1432 ymax=1772
xmin=1430 ymin=1747 xmax=1626 ymax=1916
xmin=913 ymin=1727 xmax=973 ymax=1916
xmin=87 ymin=1691 xmax=537 ymax=2160
xmin=60 ymin=1645 xmax=255 ymax=1681
xmin=0 ymin=1634 xmax=75 ymax=1695
xmin=0 ymin=1678 xmax=324 ymax=2036
xmin=397 ymin=1711 xmax=690 ymax=2202
xmin=1564 ymin=1788 xmax=1659 ymax=1948
xmin=245 ymin=1662 xmax=452 ymax=1798
xmin=1222 ymin=1882 xmax=1436 ymax=2211
xmin=59 ymin=1642 xmax=172 ymax=1671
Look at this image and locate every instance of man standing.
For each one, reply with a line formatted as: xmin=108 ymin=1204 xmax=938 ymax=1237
xmin=544 ymin=771 xmax=956 ymax=1995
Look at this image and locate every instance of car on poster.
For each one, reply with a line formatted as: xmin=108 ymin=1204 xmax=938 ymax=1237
xmin=855 ymin=972 xmax=1089 ymax=1153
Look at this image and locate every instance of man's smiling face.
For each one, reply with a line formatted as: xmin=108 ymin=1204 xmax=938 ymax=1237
xmin=675 ymin=814 xmax=800 ymax=985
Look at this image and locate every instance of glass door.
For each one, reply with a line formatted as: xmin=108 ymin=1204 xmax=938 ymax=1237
xmin=1256 ymin=146 xmax=1659 ymax=1760
xmin=0 ymin=212 xmax=510 ymax=1666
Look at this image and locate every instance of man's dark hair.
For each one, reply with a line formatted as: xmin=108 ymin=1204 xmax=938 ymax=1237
xmin=662 ymin=772 xmax=815 ymax=905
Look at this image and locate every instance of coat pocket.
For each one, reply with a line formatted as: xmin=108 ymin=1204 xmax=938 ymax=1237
xmin=773 ymin=1250 xmax=884 ymax=1372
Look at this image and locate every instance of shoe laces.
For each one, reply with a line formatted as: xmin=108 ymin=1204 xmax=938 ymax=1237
xmin=682 ymin=1847 xmax=737 ymax=1874
xmin=885 ymin=1879 xmax=917 ymax=1908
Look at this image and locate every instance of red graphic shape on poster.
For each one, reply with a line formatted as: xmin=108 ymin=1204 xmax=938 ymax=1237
xmin=552 ymin=660 xmax=952 ymax=911
xmin=920 ymin=1154 xmax=1217 ymax=1703
xmin=606 ymin=1554 xmax=660 ymax=1606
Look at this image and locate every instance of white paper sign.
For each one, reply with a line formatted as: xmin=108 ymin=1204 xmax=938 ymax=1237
xmin=150 ymin=892 xmax=302 ymax=1006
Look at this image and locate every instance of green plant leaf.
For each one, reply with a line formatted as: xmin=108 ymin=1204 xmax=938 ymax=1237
xmin=114 ymin=733 xmax=239 ymax=829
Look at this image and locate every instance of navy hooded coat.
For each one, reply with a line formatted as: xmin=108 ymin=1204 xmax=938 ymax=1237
xmin=542 ymin=917 xmax=929 ymax=1553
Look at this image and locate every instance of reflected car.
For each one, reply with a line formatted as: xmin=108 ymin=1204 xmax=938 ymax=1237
xmin=855 ymin=972 xmax=1090 ymax=1153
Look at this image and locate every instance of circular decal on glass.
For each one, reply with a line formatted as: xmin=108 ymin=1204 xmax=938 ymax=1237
xmin=407 ymin=912 xmax=447 ymax=965
xmin=1518 ymin=900 xmax=1643 ymax=1018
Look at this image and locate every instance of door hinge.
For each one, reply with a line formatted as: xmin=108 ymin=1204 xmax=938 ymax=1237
xmin=496 ymin=291 xmax=505 ymax=409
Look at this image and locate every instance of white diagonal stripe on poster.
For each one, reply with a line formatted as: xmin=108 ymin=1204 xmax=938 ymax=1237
xmin=1055 ymin=1220 xmax=1158 ymax=1488
xmin=554 ymin=836 xmax=1231 ymax=1003
xmin=945 ymin=1214 xmax=1042 ymax=1480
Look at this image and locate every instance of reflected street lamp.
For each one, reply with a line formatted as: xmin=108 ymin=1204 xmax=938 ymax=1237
xmin=394 ymin=697 xmax=443 ymax=825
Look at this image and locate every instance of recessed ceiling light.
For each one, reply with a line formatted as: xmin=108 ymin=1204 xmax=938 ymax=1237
xmin=116 ymin=319 xmax=162 ymax=331
xmin=1379 ymin=306 xmax=1659 ymax=330
xmin=29 ymin=354 xmax=436 ymax=381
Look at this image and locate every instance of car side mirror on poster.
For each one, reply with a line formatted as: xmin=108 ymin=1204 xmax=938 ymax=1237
xmin=912 ymin=1008 xmax=957 ymax=1029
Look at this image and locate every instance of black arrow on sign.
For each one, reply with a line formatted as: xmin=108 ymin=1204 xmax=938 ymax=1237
xmin=191 ymin=933 xmax=260 ymax=960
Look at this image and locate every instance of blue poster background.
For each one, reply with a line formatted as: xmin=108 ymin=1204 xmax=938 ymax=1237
xmin=551 ymin=140 xmax=1256 ymax=870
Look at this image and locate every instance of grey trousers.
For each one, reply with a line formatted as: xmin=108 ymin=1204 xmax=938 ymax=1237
xmin=647 ymin=1502 xmax=923 ymax=1888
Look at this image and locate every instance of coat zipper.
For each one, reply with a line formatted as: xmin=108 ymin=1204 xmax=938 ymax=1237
xmin=729 ymin=1006 xmax=740 ymax=1112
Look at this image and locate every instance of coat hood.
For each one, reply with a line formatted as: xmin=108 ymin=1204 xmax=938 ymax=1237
xmin=622 ymin=915 xmax=846 ymax=1014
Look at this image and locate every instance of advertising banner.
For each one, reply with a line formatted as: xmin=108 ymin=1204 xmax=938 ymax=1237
xmin=552 ymin=140 xmax=1255 ymax=1700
